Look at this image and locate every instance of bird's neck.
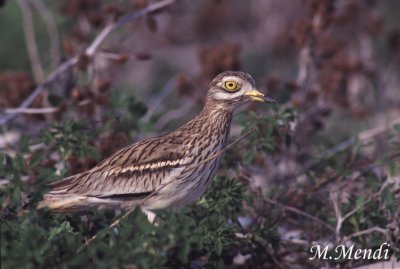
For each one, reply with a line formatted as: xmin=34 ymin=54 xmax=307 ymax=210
xmin=196 ymin=100 xmax=234 ymax=138
xmin=176 ymin=99 xmax=234 ymax=141
xmin=175 ymin=100 xmax=233 ymax=155
xmin=203 ymin=98 xmax=235 ymax=114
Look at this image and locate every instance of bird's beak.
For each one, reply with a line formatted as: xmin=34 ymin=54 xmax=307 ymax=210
xmin=244 ymin=89 xmax=276 ymax=103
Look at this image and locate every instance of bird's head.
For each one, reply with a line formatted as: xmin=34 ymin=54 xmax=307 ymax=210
xmin=207 ymin=71 xmax=275 ymax=109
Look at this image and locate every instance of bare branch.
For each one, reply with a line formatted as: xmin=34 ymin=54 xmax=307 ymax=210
xmin=86 ymin=0 xmax=176 ymax=56
xmin=85 ymin=23 xmax=116 ymax=58
xmin=341 ymin=197 xmax=373 ymax=223
xmin=116 ymin=0 xmax=175 ymax=26
xmin=78 ymin=207 xmax=135 ymax=253
xmin=143 ymin=76 xmax=177 ymax=122
xmin=329 ymin=190 xmax=343 ymax=240
xmin=2 ymin=107 xmax=59 ymax=114
xmin=264 ymin=196 xmax=336 ymax=233
xmin=0 ymin=59 xmax=76 ymax=126
xmin=299 ymin=116 xmax=400 ymax=174
xmin=347 ymin=227 xmax=387 ymax=239
xmin=330 ymin=178 xmax=393 ymax=242
xmin=155 ymin=101 xmax=193 ymax=129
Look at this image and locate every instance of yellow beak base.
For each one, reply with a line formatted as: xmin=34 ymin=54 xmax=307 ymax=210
xmin=250 ymin=96 xmax=265 ymax=102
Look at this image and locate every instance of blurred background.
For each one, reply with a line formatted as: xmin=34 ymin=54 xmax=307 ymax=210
xmin=1 ymin=0 xmax=400 ymax=129
xmin=0 ymin=0 xmax=399 ymax=268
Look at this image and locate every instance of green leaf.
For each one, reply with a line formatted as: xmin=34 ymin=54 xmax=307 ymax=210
xmin=215 ymin=239 xmax=223 ymax=256
xmin=394 ymin=123 xmax=400 ymax=133
xmin=29 ymin=152 xmax=42 ymax=167
xmin=48 ymin=94 xmax=63 ymax=106
xmin=383 ymin=186 xmax=394 ymax=207
xmin=85 ymin=145 xmax=99 ymax=159
xmin=14 ymin=153 xmax=25 ymax=171
xmin=243 ymin=148 xmax=255 ymax=164
xmin=20 ymin=135 xmax=31 ymax=153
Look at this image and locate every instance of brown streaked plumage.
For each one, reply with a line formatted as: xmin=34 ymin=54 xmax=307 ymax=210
xmin=38 ymin=71 xmax=275 ymax=212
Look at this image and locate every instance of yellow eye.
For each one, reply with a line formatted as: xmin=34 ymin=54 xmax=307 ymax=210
xmin=224 ymin=81 xmax=238 ymax=91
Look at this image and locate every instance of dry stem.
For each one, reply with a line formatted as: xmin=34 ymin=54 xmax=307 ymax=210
xmin=17 ymin=0 xmax=45 ymax=83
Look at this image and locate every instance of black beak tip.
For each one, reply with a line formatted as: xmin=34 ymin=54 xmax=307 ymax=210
xmin=264 ymin=96 xmax=277 ymax=103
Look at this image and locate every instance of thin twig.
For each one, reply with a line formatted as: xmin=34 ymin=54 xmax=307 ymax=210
xmin=77 ymin=208 xmax=135 ymax=253
xmin=330 ymin=191 xmax=343 ymax=239
xmin=330 ymin=190 xmax=375 ymax=240
xmin=330 ymin=177 xmax=393 ymax=242
xmin=143 ymin=77 xmax=177 ymax=121
xmin=263 ymin=197 xmax=335 ymax=233
xmin=347 ymin=227 xmax=387 ymax=239
xmin=299 ymin=116 xmax=400 ymax=174
xmin=0 ymin=60 xmax=76 ymax=126
xmin=2 ymin=107 xmax=59 ymax=114
xmin=341 ymin=196 xmax=373 ymax=223
xmin=0 ymin=0 xmax=176 ymax=127
xmin=86 ymin=0 xmax=175 ymax=56
xmin=116 ymin=0 xmax=175 ymax=26
xmin=17 ymin=0 xmax=45 ymax=83
xmin=98 ymin=52 xmax=126 ymax=61
xmin=155 ymin=101 xmax=193 ymax=129
xmin=85 ymin=23 xmax=116 ymax=57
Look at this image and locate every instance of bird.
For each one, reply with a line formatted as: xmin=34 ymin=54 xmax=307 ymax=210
xmin=38 ymin=71 xmax=275 ymax=214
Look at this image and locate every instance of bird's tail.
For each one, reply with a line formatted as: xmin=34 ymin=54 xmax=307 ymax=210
xmin=37 ymin=174 xmax=119 ymax=213
xmin=37 ymin=193 xmax=119 ymax=212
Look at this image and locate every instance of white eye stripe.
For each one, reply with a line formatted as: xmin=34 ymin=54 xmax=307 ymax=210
xmin=213 ymin=90 xmax=243 ymax=100
xmin=212 ymin=80 xmax=254 ymax=101
xmin=222 ymin=76 xmax=241 ymax=81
